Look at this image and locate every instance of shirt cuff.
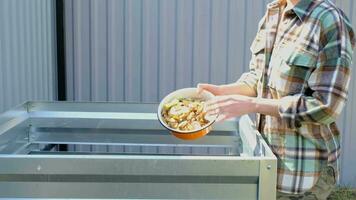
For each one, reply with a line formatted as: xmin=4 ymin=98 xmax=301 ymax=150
xmin=236 ymin=73 xmax=258 ymax=91
xmin=278 ymin=95 xmax=302 ymax=129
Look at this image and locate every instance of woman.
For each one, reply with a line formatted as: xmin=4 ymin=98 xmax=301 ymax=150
xmin=198 ymin=0 xmax=355 ymax=199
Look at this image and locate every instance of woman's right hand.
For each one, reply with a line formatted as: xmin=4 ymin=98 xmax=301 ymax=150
xmin=197 ymin=83 xmax=222 ymax=96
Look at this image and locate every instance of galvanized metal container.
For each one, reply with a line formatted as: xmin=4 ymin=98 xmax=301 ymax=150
xmin=0 ymin=102 xmax=276 ymax=199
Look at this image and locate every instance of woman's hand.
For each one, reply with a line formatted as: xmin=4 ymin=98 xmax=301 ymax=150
xmin=197 ymin=82 xmax=257 ymax=97
xmin=197 ymin=83 xmax=280 ymax=121
xmin=197 ymin=83 xmax=222 ymax=96
xmin=205 ymin=95 xmax=281 ymax=121
xmin=205 ymin=95 xmax=257 ymax=121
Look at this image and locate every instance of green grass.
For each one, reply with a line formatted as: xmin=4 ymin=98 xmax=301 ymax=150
xmin=327 ymin=187 xmax=356 ymax=200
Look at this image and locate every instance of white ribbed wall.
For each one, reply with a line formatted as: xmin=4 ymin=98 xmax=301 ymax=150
xmin=335 ymin=0 xmax=356 ymax=187
xmin=64 ymin=0 xmax=269 ymax=102
xmin=0 ymin=0 xmax=57 ymax=113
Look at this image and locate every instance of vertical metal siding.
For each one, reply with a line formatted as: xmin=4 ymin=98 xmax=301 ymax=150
xmin=64 ymin=0 xmax=356 ymax=186
xmin=142 ymin=0 xmax=159 ymax=102
xmin=65 ymin=0 xmax=267 ymax=101
xmin=0 ymin=0 xmax=57 ymax=113
xmin=335 ymin=0 xmax=356 ymax=187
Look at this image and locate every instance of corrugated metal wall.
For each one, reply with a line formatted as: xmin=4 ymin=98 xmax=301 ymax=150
xmin=64 ymin=0 xmax=356 ymax=186
xmin=64 ymin=0 xmax=268 ymax=101
xmin=335 ymin=0 xmax=356 ymax=187
xmin=0 ymin=0 xmax=57 ymax=113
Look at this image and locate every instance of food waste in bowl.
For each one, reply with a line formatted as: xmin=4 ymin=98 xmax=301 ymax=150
xmin=157 ymin=88 xmax=218 ymax=140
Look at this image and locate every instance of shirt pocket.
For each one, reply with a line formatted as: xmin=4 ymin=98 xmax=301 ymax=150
xmin=250 ymin=30 xmax=266 ymax=55
xmin=268 ymin=43 xmax=318 ymax=97
xmin=249 ymin=30 xmax=266 ymax=82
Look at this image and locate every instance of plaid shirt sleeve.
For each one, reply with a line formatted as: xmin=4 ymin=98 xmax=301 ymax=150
xmin=279 ymin=10 xmax=355 ymax=126
xmin=236 ymin=52 xmax=261 ymax=92
xmin=236 ymin=16 xmax=266 ymax=92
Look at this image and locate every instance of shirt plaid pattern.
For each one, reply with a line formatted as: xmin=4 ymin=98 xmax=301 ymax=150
xmin=237 ymin=0 xmax=355 ymax=194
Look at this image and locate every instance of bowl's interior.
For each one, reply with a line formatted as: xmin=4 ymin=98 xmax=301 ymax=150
xmin=158 ymin=88 xmax=217 ymax=134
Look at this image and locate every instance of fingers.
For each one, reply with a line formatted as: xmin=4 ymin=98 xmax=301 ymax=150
xmin=205 ymin=96 xmax=236 ymax=108
xmin=204 ymin=96 xmax=238 ymax=122
xmin=204 ymin=96 xmax=229 ymax=113
xmin=204 ymin=100 xmax=233 ymax=123
xmin=216 ymin=114 xmax=230 ymax=122
xmin=197 ymin=83 xmax=208 ymax=95
xmin=205 ymin=109 xmax=231 ymax=122
xmin=196 ymin=83 xmax=218 ymax=95
xmin=204 ymin=99 xmax=219 ymax=114
xmin=205 ymin=107 xmax=220 ymax=116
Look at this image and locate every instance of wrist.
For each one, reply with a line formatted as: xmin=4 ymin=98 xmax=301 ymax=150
xmin=215 ymin=85 xmax=223 ymax=95
xmin=251 ymin=97 xmax=260 ymax=113
xmin=218 ymin=83 xmax=241 ymax=96
xmin=214 ymin=85 xmax=224 ymax=95
xmin=250 ymin=97 xmax=281 ymax=117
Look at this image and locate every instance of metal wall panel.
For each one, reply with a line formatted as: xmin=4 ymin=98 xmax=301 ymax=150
xmin=64 ymin=0 xmax=356 ymax=186
xmin=335 ymin=0 xmax=356 ymax=187
xmin=0 ymin=0 xmax=57 ymax=113
xmin=65 ymin=0 xmax=266 ymax=102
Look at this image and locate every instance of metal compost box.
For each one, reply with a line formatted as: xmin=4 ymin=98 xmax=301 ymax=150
xmin=0 ymin=102 xmax=277 ymax=200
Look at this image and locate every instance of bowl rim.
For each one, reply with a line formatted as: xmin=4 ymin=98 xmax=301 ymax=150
xmin=157 ymin=87 xmax=218 ymax=134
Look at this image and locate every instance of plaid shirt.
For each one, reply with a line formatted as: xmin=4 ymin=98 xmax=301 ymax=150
xmin=237 ymin=0 xmax=355 ymax=194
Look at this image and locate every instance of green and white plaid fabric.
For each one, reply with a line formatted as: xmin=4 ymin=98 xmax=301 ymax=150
xmin=237 ymin=0 xmax=355 ymax=194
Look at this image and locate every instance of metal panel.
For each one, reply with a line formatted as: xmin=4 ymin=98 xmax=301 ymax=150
xmin=335 ymin=0 xmax=356 ymax=187
xmin=0 ymin=182 xmax=258 ymax=199
xmin=0 ymin=102 xmax=276 ymax=199
xmin=0 ymin=0 xmax=57 ymax=113
xmin=64 ymin=0 xmax=268 ymax=101
xmin=64 ymin=0 xmax=356 ymax=186
xmin=142 ymin=0 xmax=159 ymax=102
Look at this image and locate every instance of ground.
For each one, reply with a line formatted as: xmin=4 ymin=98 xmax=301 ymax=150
xmin=328 ymin=187 xmax=356 ymax=200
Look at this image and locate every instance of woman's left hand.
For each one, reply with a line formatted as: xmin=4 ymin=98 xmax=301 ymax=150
xmin=205 ymin=95 xmax=257 ymax=122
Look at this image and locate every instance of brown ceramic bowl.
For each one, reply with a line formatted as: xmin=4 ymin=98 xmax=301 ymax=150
xmin=157 ymin=88 xmax=218 ymax=140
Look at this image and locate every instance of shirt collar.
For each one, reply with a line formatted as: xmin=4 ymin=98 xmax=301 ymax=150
xmin=292 ymin=0 xmax=319 ymax=21
xmin=267 ymin=0 xmax=323 ymax=22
